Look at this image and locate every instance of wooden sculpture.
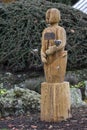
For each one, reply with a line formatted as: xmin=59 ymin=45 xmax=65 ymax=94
xmin=41 ymin=8 xmax=71 ymax=122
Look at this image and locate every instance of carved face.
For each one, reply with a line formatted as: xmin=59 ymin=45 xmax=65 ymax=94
xmin=46 ymin=8 xmax=61 ymax=24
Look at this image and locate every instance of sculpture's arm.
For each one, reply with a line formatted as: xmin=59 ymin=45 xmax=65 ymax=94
xmin=41 ymin=30 xmax=47 ymax=63
xmin=56 ymin=27 xmax=66 ymax=51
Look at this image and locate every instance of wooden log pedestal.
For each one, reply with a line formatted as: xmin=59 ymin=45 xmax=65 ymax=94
xmin=41 ymin=82 xmax=71 ymax=122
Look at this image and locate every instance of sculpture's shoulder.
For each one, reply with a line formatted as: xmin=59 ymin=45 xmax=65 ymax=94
xmin=57 ymin=26 xmax=65 ymax=32
xmin=42 ymin=26 xmax=66 ymax=35
xmin=42 ymin=27 xmax=51 ymax=34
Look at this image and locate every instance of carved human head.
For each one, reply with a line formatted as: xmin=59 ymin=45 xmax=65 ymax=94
xmin=46 ymin=8 xmax=61 ymax=24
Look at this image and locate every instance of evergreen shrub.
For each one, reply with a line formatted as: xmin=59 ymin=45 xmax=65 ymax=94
xmin=0 ymin=0 xmax=87 ymax=72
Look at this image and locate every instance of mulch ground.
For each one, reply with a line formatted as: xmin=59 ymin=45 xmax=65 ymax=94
xmin=0 ymin=106 xmax=87 ymax=130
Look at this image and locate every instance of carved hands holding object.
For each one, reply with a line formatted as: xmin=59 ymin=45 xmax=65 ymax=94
xmin=46 ymin=45 xmax=57 ymax=55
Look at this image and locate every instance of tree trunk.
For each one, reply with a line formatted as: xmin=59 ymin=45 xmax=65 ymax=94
xmin=41 ymin=82 xmax=71 ymax=122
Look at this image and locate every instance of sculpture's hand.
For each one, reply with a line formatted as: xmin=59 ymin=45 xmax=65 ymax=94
xmin=41 ymin=52 xmax=47 ymax=63
xmin=46 ymin=45 xmax=57 ymax=55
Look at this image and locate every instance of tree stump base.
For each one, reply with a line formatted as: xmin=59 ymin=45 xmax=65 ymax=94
xmin=41 ymin=82 xmax=71 ymax=122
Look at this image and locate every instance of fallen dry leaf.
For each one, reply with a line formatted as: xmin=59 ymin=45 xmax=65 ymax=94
xmin=31 ymin=125 xmax=37 ymax=129
xmin=48 ymin=125 xmax=53 ymax=129
xmin=70 ymin=29 xmax=75 ymax=33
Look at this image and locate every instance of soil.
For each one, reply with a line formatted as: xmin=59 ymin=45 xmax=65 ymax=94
xmin=0 ymin=106 xmax=87 ymax=130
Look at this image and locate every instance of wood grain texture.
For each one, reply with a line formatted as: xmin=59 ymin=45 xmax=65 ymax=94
xmin=41 ymin=8 xmax=67 ymax=83
xmin=44 ymin=51 xmax=67 ymax=83
xmin=40 ymin=8 xmax=71 ymax=122
xmin=41 ymin=82 xmax=71 ymax=122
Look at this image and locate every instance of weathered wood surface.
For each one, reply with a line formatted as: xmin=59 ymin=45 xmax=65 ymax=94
xmin=44 ymin=51 xmax=67 ymax=83
xmin=41 ymin=8 xmax=67 ymax=83
xmin=41 ymin=82 xmax=71 ymax=122
xmin=40 ymin=8 xmax=71 ymax=122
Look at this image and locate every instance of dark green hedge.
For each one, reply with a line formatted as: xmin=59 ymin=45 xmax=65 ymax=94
xmin=0 ymin=0 xmax=87 ymax=72
xmin=46 ymin=0 xmax=79 ymax=5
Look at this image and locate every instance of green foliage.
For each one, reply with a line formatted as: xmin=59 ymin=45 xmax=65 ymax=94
xmin=0 ymin=89 xmax=7 ymax=95
xmin=0 ymin=0 xmax=87 ymax=72
xmin=46 ymin=0 xmax=79 ymax=5
xmin=0 ymin=129 xmax=9 ymax=130
xmin=71 ymin=81 xmax=85 ymax=88
xmin=0 ymin=87 xmax=40 ymax=117
xmin=14 ymin=87 xmax=24 ymax=97
xmin=0 ymin=83 xmax=7 ymax=96
xmin=47 ymin=0 xmax=71 ymax=5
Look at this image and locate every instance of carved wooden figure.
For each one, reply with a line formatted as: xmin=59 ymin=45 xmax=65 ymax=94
xmin=41 ymin=8 xmax=67 ymax=83
xmin=41 ymin=8 xmax=71 ymax=122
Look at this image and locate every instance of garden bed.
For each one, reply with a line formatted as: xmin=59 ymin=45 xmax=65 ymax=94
xmin=0 ymin=106 xmax=87 ymax=130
